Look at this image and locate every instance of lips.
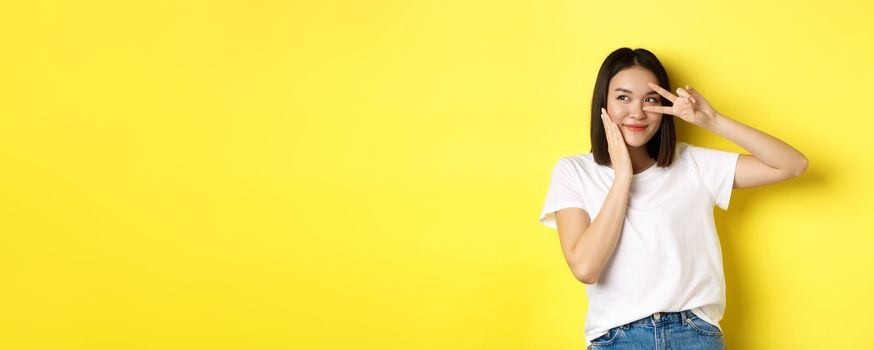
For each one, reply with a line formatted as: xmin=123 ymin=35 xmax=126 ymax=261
xmin=625 ymin=124 xmax=647 ymax=132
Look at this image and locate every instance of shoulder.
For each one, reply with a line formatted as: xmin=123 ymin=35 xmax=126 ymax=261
xmin=554 ymin=152 xmax=595 ymax=171
xmin=681 ymin=142 xmax=739 ymax=160
xmin=549 ymin=153 xmax=599 ymax=185
xmin=675 ymin=141 xmax=692 ymax=158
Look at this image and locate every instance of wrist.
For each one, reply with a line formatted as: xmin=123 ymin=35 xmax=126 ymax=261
xmin=613 ymin=174 xmax=633 ymax=186
xmin=702 ymin=111 xmax=724 ymax=131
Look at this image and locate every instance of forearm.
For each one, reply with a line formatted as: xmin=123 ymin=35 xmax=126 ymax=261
xmin=704 ymin=113 xmax=808 ymax=174
xmin=571 ymin=176 xmax=631 ymax=283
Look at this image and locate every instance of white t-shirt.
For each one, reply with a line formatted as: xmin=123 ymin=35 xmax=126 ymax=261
xmin=538 ymin=141 xmax=739 ymax=347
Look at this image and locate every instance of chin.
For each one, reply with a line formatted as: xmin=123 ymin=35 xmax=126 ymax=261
xmin=624 ymin=139 xmax=651 ymax=148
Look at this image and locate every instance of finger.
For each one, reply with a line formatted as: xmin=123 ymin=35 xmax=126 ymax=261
xmin=601 ymin=114 xmax=618 ymax=146
xmin=647 ymin=82 xmax=677 ymax=103
xmin=601 ymin=108 xmax=613 ymax=124
xmin=600 ymin=109 xmax=612 ymax=131
xmin=604 ymin=110 xmax=620 ymax=134
xmin=642 ymin=105 xmax=674 ymax=114
xmin=678 ymin=88 xmax=696 ymax=104
xmin=601 ymin=109 xmax=619 ymax=140
xmin=602 ymin=116 xmax=612 ymax=137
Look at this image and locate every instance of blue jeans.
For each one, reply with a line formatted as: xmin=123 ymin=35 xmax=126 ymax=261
xmin=587 ymin=310 xmax=725 ymax=350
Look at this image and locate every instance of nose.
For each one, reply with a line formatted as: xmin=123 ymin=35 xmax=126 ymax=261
xmin=629 ymin=102 xmax=646 ymax=119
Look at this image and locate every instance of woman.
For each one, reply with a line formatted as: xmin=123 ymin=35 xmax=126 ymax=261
xmin=538 ymin=47 xmax=808 ymax=349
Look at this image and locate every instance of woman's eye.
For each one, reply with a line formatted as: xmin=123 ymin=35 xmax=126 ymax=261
xmin=617 ymin=96 xmax=659 ymax=103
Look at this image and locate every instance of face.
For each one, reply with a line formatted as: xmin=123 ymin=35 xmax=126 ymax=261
xmin=605 ymin=66 xmax=664 ymax=147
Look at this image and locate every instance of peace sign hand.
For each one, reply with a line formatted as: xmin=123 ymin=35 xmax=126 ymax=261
xmin=642 ymin=82 xmax=719 ymax=128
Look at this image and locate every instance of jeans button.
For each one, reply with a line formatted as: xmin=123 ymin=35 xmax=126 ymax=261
xmin=654 ymin=312 xmax=661 ymax=320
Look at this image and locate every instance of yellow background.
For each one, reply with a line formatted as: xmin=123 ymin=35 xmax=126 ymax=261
xmin=1 ymin=0 xmax=871 ymax=349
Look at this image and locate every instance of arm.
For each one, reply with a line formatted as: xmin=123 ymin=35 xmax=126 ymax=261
xmin=644 ymin=82 xmax=809 ymax=189
xmin=703 ymin=113 xmax=809 ymax=188
xmin=555 ymin=176 xmax=631 ymax=284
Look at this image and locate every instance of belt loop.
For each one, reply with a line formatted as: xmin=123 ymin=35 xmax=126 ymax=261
xmin=681 ymin=310 xmax=689 ymax=323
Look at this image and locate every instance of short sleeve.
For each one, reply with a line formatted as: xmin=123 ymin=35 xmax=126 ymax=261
xmin=687 ymin=145 xmax=740 ymax=211
xmin=538 ymin=157 xmax=588 ymax=230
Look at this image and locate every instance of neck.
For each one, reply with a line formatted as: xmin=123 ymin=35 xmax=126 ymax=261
xmin=627 ymin=144 xmax=655 ymax=174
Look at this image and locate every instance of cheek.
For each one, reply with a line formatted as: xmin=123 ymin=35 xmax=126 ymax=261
xmin=648 ymin=120 xmax=662 ymax=133
xmin=605 ymin=103 xmax=626 ymax=121
xmin=646 ymin=111 xmax=663 ymax=119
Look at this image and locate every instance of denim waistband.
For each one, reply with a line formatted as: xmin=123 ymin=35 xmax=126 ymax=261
xmin=625 ymin=309 xmax=697 ymax=327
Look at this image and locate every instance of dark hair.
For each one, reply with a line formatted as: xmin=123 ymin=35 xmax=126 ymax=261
xmin=590 ymin=47 xmax=676 ymax=167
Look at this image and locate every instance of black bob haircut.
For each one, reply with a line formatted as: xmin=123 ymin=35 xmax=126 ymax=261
xmin=590 ymin=47 xmax=676 ymax=168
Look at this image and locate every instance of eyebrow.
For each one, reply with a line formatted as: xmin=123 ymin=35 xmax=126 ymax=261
xmin=614 ymin=88 xmax=659 ymax=95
